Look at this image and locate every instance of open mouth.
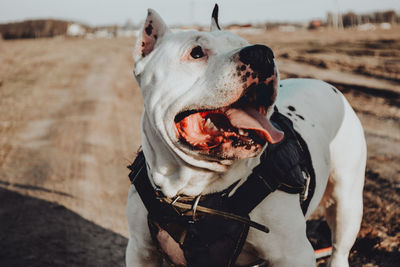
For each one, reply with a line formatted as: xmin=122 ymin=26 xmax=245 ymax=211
xmin=174 ymin=83 xmax=284 ymax=159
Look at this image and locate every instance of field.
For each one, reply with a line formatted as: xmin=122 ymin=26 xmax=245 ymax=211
xmin=0 ymin=27 xmax=399 ymax=266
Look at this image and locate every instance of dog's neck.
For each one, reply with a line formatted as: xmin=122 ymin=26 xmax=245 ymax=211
xmin=141 ymin=117 xmax=262 ymax=197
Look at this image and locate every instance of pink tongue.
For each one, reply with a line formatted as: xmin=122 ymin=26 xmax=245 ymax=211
xmin=225 ymin=108 xmax=284 ymax=144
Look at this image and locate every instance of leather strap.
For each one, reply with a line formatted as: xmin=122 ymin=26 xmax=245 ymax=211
xmin=128 ymin=153 xmax=270 ymax=234
xmin=159 ymin=196 xmax=270 ymax=233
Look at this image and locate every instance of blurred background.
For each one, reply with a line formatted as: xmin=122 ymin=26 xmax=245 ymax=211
xmin=0 ymin=0 xmax=399 ymax=266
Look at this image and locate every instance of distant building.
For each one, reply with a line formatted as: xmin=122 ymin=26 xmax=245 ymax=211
xmin=226 ymin=24 xmax=265 ymax=35
xmin=358 ymin=23 xmax=376 ymax=31
xmin=278 ymin=25 xmax=297 ymax=32
xmin=326 ymin=9 xmax=399 ymax=28
xmin=308 ymin=20 xmax=323 ymax=30
xmin=66 ymin=23 xmax=86 ymax=37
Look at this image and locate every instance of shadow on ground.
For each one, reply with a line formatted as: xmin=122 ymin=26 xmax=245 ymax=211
xmin=1 ymin=174 xmax=399 ymax=267
xmin=0 ymin=188 xmax=128 ymax=267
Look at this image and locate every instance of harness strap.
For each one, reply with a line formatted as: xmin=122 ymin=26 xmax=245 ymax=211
xmin=224 ymin=111 xmax=310 ymax=216
xmin=129 ymin=153 xmax=161 ymax=213
xmin=129 ymin=153 xmax=270 ymax=234
xmin=225 ymin=171 xmax=277 ymax=217
xmin=159 ymin=196 xmax=270 ymax=233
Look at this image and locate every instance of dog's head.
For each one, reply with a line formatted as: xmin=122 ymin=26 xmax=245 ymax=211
xmin=134 ymin=6 xmax=283 ymax=178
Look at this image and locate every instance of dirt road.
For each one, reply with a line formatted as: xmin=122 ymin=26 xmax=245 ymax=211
xmin=0 ymin=28 xmax=399 ymax=266
xmin=0 ymin=38 xmax=143 ymax=236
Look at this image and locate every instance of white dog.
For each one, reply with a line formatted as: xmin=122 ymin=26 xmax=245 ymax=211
xmin=126 ymin=5 xmax=366 ymax=267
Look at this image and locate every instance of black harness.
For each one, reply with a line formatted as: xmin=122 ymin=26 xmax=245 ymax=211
xmin=128 ymin=111 xmax=315 ymax=267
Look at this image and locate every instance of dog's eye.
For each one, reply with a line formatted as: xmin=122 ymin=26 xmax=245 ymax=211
xmin=190 ymin=46 xmax=205 ymax=59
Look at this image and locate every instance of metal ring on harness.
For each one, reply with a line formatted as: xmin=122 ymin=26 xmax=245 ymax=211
xmin=191 ymin=195 xmax=201 ymax=222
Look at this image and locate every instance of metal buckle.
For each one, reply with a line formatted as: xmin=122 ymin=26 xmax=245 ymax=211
xmin=154 ymin=187 xmax=163 ymax=200
xmin=171 ymin=195 xmax=181 ymax=205
xmin=191 ymin=195 xmax=201 ymax=222
xmin=301 ymin=171 xmax=311 ymax=202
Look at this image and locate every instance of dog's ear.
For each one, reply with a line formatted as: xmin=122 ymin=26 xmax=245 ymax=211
xmin=134 ymin=9 xmax=170 ymax=62
xmin=210 ymin=4 xmax=221 ymax=31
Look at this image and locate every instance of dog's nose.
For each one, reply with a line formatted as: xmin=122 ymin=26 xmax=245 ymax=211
xmin=239 ymin=45 xmax=275 ymax=77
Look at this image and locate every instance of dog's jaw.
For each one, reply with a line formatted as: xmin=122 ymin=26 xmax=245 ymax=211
xmin=141 ymin=114 xmax=262 ymax=197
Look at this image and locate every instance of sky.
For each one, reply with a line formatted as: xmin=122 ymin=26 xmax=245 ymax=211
xmin=1 ymin=0 xmax=399 ymax=26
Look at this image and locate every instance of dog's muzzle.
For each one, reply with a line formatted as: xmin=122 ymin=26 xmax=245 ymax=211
xmin=239 ymin=44 xmax=275 ymax=81
xmin=174 ymin=45 xmax=283 ymax=160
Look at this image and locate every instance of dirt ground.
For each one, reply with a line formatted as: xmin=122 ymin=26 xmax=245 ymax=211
xmin=0 ymin=26 xmax=399 ymax=266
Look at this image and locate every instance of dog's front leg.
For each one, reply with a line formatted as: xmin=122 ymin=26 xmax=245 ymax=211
xmin=247 ymin=191 xmax=316 ymax=267
xmin=126 ymin=238 xmax=162 ymax=267
xmin=126 ymin=186 xmax=163 ymax=267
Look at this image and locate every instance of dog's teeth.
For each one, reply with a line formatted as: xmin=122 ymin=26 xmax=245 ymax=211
xmin=205 ymin=118 xmax=211 ymax=127
xmin=238 ymin=129 xmax=248 ymax=136
xmin=205 ymin=118 xmax=218 ymax=131
xmin=205 ymin=118 xmax=214 ymax=129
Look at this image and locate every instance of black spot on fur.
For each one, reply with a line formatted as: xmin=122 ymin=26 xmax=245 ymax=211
xmin=296 ymin=114 xmax=305 ymax=120
xmin=245 ymin=72 xmax=250 ymax=77
xmin=141 ymin=42 xmax=145 ymax=47
xmin=145 ymin=23 xmax=153 ymax=36
xmin=242 ymin=76 xmax=247 ymax=82
xmin=154 ymin=34 xmax=158 ymax=40
xmin=252 ymin=72 xmax=257 ymax=79
xmin=240 ymin=65 xmax=246 ymax=71
xmin=288 ymin=106 xmax=296 ymax=111
xmin=280 ymin=84 xmax=283 ymax=87
xmin=287 ymin=112 xmax=292 ymax=117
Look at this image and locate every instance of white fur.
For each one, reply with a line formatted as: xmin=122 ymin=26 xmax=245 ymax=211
xmin=126 ymin=9 xmax=366 ymax=267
